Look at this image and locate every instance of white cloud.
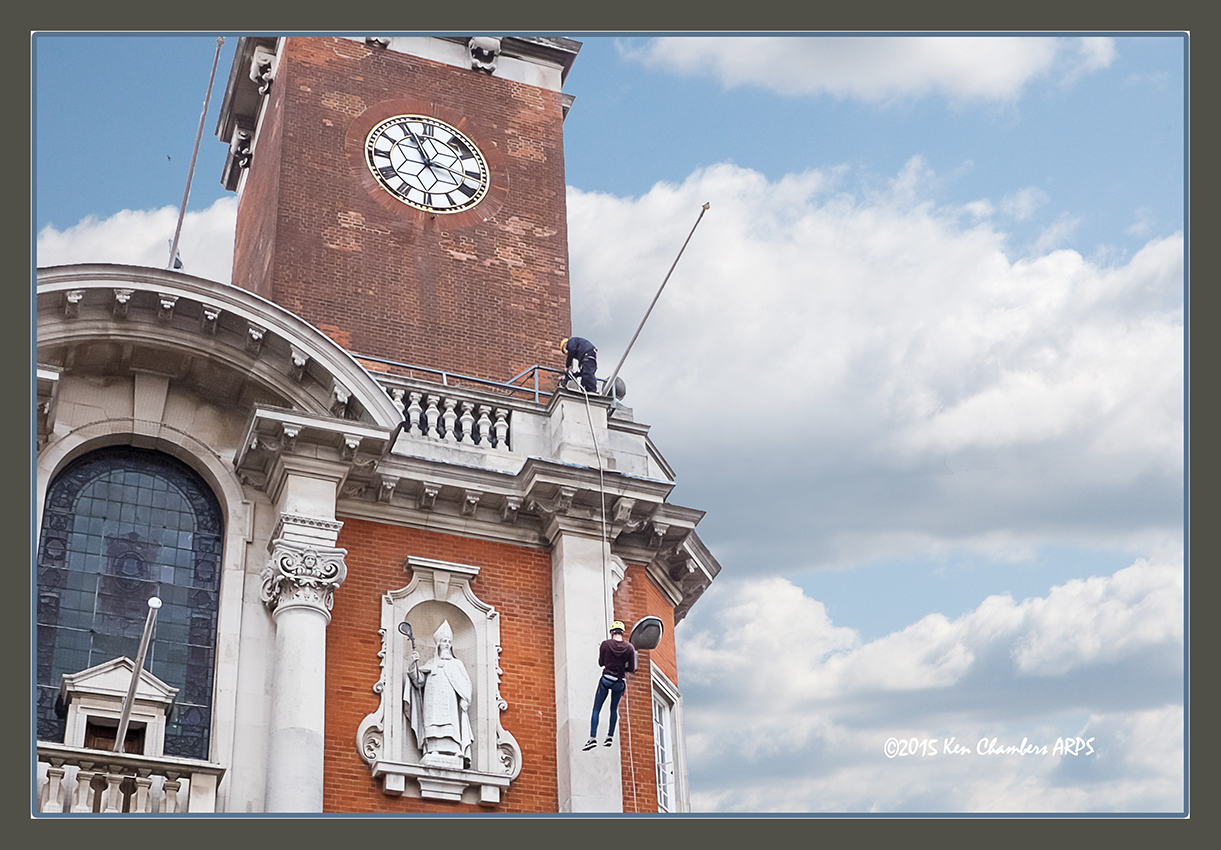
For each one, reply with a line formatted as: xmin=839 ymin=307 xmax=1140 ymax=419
xmin=567 ymin=158 xmax=1183 ymax=569
xmin=676 ymin=552 xmax=1183 ymax=812
xmin=1000 ymin=186 xmax=1051 ymax=221
xmin=36 ymin=198 xmax=238 ymax=284
xmin=623 ymin=37 xmax=1116 ymax=103
xmin=1032 ymin=212 xmax=1082 ymax=253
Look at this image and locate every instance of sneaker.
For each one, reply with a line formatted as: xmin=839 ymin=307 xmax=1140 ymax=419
xmin=582 ymin=738 xmax=597 ymax=751
xmin=603 ymin=737 xmax=613 ymax=747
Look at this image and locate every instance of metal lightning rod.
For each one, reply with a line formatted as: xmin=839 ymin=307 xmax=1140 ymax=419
xmin=167 ymin=36 xmax=225 ymax=271
xmin=602 ymin=202 xmax=710 ymax=396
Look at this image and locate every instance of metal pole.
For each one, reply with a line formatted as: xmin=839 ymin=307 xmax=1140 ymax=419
xmin=602 ymin=202 xmax=710 ymax=395
xmin=114 ymin=596 xmax=161 ymax=752
xmin=168 ymin=36 xmax=225 ymax=271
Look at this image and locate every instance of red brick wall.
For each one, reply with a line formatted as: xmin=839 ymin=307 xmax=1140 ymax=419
xmin=608 ymin=564 xmax=680 ymax=813
xmin=230 ymin=61 xmax=284 ymax=302
xmin=323 ymin=519 xmax=558 ymax=813
xmin=231 ymin=37 xmax=572 ymax=383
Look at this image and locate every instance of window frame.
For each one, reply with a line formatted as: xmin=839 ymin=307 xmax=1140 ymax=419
xmin=650 ymin=666 xmax=690 ymax=813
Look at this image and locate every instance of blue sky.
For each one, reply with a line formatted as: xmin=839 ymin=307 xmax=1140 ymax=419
xmin=33 ymin=33 xmax=1187 ymax=814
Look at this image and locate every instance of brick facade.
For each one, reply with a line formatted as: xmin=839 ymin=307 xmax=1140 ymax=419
xmin=609 ymin=563 xmax=680 ymax=813
xmin=231 ymin=37 xmax=572 ymax=382
xmin=323 ymin=519 xmax=559 ymax=813
xmin=233 ymin=38 xmax=684 ymax=814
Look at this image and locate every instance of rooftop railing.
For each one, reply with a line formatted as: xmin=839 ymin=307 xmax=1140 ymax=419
xmin=353 ymin=355 xmax=568 ymax=405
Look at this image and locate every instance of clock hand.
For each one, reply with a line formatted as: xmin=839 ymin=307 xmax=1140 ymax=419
xmin=400 ymin=124 xmax=434 ymax=168
xmin=427 ymin=158 xmax=471 ymax=183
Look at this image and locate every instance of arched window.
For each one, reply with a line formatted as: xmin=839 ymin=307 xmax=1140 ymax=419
xmin=36 ymin=446 xmax=223 ymax=760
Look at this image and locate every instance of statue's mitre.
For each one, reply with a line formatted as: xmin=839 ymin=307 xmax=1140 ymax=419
xmin=434 ymin=620 xmax=453 ymax=643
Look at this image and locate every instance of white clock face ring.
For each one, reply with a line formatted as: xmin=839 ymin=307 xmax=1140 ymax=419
xmin=365 ymin=115 xmax=490 ymax=213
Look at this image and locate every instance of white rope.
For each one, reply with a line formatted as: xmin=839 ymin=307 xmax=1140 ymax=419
xmin=567 ymin=371 xmax=639 ymax=811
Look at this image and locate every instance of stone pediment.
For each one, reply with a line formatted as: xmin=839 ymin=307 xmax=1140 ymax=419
xmin=59 ymin=656 xmax=178 ymax=710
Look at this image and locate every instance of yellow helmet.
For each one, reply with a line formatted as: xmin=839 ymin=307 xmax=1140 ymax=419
xmin=559 ymin=337 xmax=569 ymax=353
xmin=610 ymin=621 xmax=625 ymax=633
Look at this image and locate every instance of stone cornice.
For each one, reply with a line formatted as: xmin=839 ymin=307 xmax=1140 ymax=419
xmin=36 ymin=265 xmax=404 ymax=430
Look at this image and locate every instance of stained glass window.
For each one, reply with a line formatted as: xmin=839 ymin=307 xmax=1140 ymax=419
xmin=36 ymin=446 xmax=223 ymax=760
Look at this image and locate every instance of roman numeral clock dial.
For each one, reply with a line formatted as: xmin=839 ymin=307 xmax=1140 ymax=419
xmin=365 ymin=115 xmax=490 ymax=213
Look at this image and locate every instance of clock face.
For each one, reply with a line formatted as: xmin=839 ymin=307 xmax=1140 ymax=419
xmin=365 ymin=115 xmax=490 ymax=213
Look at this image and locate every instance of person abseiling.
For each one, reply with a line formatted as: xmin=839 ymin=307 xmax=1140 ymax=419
xmin=559 ymin=336 xmax=598 ymax=393
xmin=584 ymin=620 xmax=637 ymax=751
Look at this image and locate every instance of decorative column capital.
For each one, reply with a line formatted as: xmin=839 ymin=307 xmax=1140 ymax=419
xmin=260 ymin=539 xmax=348 ymax=619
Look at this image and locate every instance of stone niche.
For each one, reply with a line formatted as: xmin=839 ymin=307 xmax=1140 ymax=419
xmin=356 ymin=557 xmax=521 ymax=805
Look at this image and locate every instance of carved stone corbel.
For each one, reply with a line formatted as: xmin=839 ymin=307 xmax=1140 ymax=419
xmin=112 ymin=288 xmax=134 ymax=319
xmin=340 ymin=434 xmax=362 ymax=461
xmin=418 ymin=483 xmax=440 ymax=511
xmin=650 ymin=521 xmax=670 ymax=549
xmin=230 ymin=127 xmax=253 ymax=169
xmin=64 ymin=289 xmax=85 ymax=318
xmin=378 ymin=477 xmax=399 ymax=503
xmin=331 ymin=381 xmax=352 ymax=418
xmin=289 ymin=346 xmax=309 ymax=382
xmin=365 ymin=37 xmax=391 ymax=48
xmin=468 ymin=37 xmax=501 ymax=74
xmin=280 ymin=424 xmax=300 ymax=453
xmin=612 ymin=497 xmax=636 ymax=525
xmin=668 ymin=554 xmax=696 ymax=582
xmin=250 ymin=45 xmax=276 ymax=96
xmin=461 ymin=490 xmax=483 ymax=517
xmin=245 ymin=322 xmax=266 ymax=356
xmin=501 ymin=496 xmax=520 ymax=525
xmin=156 ymin=294 xmax=178 ymax=322
xmin=200 ymin=305 xmax=221 ymax=335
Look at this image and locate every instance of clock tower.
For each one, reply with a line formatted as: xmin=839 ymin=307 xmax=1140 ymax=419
xmin=198 ymin=35 xmax=719 ymax=815
xmin=218 ymin=36 xmax=579 ymax=381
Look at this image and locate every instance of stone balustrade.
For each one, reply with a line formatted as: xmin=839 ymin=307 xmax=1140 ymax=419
xmin=36 ymin=742 xmax=226 ymax=814
xmin=390 ymin=388 xmax=514 ymax=451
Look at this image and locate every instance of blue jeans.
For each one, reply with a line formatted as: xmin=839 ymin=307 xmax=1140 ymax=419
xmin=590 ymin=674 xmax=625 ymax=738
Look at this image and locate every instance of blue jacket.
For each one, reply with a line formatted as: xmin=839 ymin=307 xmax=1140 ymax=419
xmin=564 ymin=337 xmax=597 ymax=369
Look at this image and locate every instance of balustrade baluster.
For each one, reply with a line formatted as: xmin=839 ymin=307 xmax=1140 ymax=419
xmin=477 ymin=405 xmax=493 ymax=446
xmin=442 ymin=398 xmax=458 ymax=442
xmin=102 ymin=769 xmax=125 ymax=812
xmin=42 ymin=764 xmax=66 ymax=812
xmin=494 ymin=408 xmax=509 ymax=450
xmin=133 ymin=772 xmax=154 ymax=812
xmin=424 ymin=395 xmax=441 ymax=439
xmin=162 ymin=773 xmax=182 ymax=813
xmin=72 ymin=767 xmax=96 ymax=812
xmin=406 ymin=392 xmax=423 ymax=437
xmin=460 ymin=402 xmax=476 ymax=445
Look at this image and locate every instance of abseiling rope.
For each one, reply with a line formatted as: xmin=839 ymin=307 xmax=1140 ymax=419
xmin=568 ymin=373 xmax=639 ymax=812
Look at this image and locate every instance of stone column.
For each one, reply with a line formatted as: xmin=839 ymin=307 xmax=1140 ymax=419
xmin=550 ymin=521 xmax=623 ymax=813
xmin=260 ymin=510 xmax=346 ymax=813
